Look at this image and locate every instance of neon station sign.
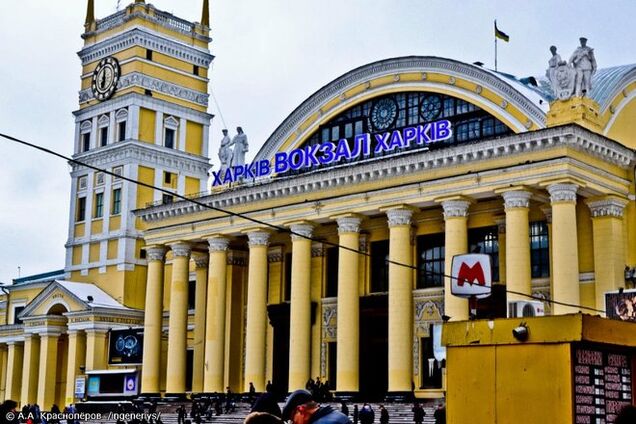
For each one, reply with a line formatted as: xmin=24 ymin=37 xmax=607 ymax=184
xmin=211 ymin=119 xmax=452 ymax=186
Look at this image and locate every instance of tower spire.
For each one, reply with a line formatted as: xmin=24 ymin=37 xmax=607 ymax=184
xmin=201 ymin=0 xmax=210 ymax=27
xmin=85 ymin=0 xmax=95 ymax=26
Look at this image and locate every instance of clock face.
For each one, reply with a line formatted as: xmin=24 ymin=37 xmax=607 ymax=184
xmin=91 ymin=57 xmax=120 ymax=101
xmin=420 ymin=95 xmax=442 ymax=121
xmin=370 ymin=98 xmax=398 ymax=131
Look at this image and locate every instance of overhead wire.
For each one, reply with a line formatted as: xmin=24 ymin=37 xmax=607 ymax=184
xmin=0 ymin=131 xmax=607 ymax=315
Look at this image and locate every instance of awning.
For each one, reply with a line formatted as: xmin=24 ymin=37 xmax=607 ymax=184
xmin=85 ymin=369 xmax=137 ymax=375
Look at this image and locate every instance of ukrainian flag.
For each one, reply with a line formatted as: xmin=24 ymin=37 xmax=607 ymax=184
xmin=494 ymin=21 xmax=509 ymax=42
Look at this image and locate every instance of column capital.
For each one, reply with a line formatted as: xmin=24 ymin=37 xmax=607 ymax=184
xmin=146 ymin=246 xmax=167 ymax=262
xmin=502 ymin=190 xmax=532 ymax=209
xmin=440 ymin=199 xmax=471 ymax=218
xmin=290 ymin=222 xmax=314 ymax=241
xmin=385 ymin=208 xmax=414 ymax=227
xmin=208 ymin=236 xmax=230 ymax=252
xmin=169 ymin=242 xmax=192 ymax=258
xmin=193 ymin=254 xmax=209 ymax=268
xmin=586 ymin=196 xmax=629 ymax=218
xmin=336 ymin=215 xmax=362 ymax=234
xmin=247 ymin=230 xmax=271 ymax=247
xmin=541 ymin=206 xmax=552 ymax=223
xmin=547 ymin=183 xmax=578 ymax=203
xmin=494 ymin=216 xmax=506 ymax=233
xmin=311 ymin=242 xmax=326 ymax=257
xmin=268 ymin=246 xmax=283 ymax=263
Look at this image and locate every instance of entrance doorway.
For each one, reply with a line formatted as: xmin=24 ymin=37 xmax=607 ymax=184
xmin=359 ymin=294 xmax=388 ymax=401
xmin=268 ymin=303 xmax=290 ymax=396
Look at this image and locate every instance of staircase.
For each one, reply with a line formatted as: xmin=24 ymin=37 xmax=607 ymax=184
xmin=93 ymin=401 xmax=442 ymax=423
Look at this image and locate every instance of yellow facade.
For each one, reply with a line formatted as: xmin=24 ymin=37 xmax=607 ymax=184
xmin=2 ymin=0 xmax=636 ymax=415
xmin=443 ymin=314 xmax=636 ymax=423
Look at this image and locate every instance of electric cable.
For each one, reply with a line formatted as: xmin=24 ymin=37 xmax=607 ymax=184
xmin=0 ymin=131 xmax=608 ymax=315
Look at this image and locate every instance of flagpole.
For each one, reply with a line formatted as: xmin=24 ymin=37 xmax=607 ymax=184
xmin=494 ymin=20 xmax=498 ymax=72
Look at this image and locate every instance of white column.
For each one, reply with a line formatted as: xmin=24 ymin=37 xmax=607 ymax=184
xmin=179 ymin=117 xmax=187 ymax=151
xmin=130 ymin=105 xmax=140 ymax=140
xmin=155 ymin=111 xmax=164 ymax=146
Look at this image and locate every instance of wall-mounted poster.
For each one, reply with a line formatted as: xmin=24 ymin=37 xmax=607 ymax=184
xmin=109 ymin=328 xmax=143 ymax=364
xmin=605 ymin=289 xmax=636 ymax=322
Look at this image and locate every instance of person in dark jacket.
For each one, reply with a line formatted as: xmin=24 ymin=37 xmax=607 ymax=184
xmin=251 ymin=392 xmax=282 ymax=418
xmin=358 ymin=404 xmax=374 ymax=424
xmin=379 ymin=405 xmax=389 ymax=424
xmin=352 ymin=405 xmax=359 ymax=424
xmin=340 ymin=402 xmax=349 ymax=417
xmin=413 ymin=402 xmax=425 ymax=424
xmin=281 ymin=389 xmax=350 ymax=424
xmin=433 ymin=403 xmax=446 ymax=424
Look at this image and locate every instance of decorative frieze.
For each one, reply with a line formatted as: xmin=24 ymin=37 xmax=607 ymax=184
xmin=387 ymin=208 xmax=413 ymax=227
xmin=146 ymin=246 xmax=167 ymax=262
xmin=79 ymin=72 xmax=209 ymax=106
xmin=548 ymin=183 xmax=578 ymax=203
xmin=336 ymin=216 xmax=362 ymax=234
xmin=208 ymin=236 xmax=230 ymax=252
xmin=79 ymin=29 xmax=212 ymax=67
xmin=247 ymin=231 xmax=271 ymax=248
xmin=502 ymin=190 xmax=532 ymax=210
xmin=441 ymin=200 xmax=470 ymax=218
xmin=137 ymin=127 xmax=636 ymax=223
xmin=587 ymin=197 xmax=628 ymax=218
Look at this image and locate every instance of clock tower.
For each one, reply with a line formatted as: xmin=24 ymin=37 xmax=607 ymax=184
xmin=65 ymin=0 xmax=213 ymax=308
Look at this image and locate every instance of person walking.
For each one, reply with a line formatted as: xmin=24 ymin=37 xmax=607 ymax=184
xmin=379 ymin=405 xmax=389 ymax=424
xmin=359 ymin=403 xmax=374 ymax=424
xmin=413 ymin=402 xmax=425 ymax=424
xmin=434 ymin=403 xmax=446 ymax=424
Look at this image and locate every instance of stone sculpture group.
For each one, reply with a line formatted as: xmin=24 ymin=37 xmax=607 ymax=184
xmin=218 ymin=127 xmax=249 ymax=175
xmin=546 ymin=37 xmax=597 ymax=100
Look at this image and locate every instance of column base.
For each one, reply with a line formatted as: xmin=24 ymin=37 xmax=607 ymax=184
xmin=164 ymin=393 xmax=188 ymax=401
xmin=334 ymin=391 xmax=359 ymax=402
xmin=138 ymin=393 xmax=161 ymax=399
xmin=384 ymin=391 xmax=414 ymax=402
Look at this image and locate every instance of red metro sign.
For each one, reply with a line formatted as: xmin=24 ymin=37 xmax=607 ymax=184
xmin=451 ymin=254 xmax=492 ymax=299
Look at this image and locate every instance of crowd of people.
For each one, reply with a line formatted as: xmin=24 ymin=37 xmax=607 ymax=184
xmin=1 ymin=396 xmax=634 ymax=424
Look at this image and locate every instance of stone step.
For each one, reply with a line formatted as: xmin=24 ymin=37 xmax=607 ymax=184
xmin=93 ymin=402 xmax=441 ymax=424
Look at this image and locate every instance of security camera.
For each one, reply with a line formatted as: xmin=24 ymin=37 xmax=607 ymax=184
xmin=512 ymin=322 xmax=529 ymax=342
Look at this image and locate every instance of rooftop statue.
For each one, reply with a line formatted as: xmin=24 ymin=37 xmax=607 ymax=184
xmin=546 ymin=45 xmax=576 ymax=100
xmin=218 ymin=128 xmax=233 ymax=175
xmin=230 ymin=126 xmax=249 ymax=168
xmin=569 ymin=37 xmax=597 ymax=97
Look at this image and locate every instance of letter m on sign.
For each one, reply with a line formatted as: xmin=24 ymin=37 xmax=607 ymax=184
xmin=451 ymin=254 xmax=492 ymax=299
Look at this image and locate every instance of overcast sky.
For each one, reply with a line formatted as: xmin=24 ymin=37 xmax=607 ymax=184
xmin=0 ymin=0 xmax=634 ymax=284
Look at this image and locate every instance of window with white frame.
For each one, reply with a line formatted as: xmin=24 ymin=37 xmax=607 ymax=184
xmin=163 ymin=116 xmax=179 ymax=149
xmin=112 ymin=166 xmax=123 ymax=181
xmin=116 ymin=108 xmax=128 ymax=142
xmin=95 ymin=172 xmax=105 ymax=186
xmin=80 ymin=121 xmax=92 ymax=152
xmin=98 ymin=115 xmax=109 ymax=147
xmin=78 ymin=175 xmax=88 ymax=190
